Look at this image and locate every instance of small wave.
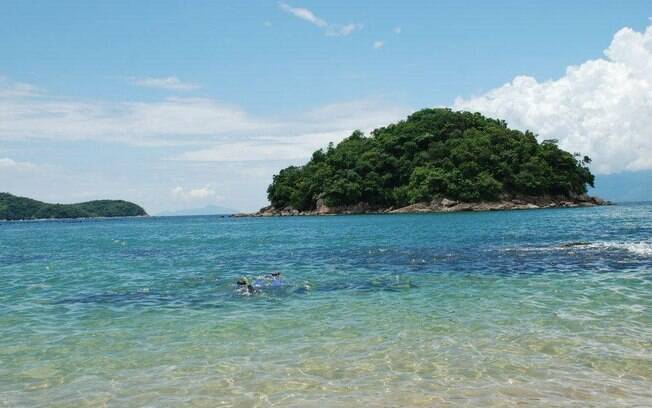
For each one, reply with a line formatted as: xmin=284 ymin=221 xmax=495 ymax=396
xmin=584 ymin=242 xmax=652 ymax=257
xmin=500 ymin=241 xmax=652 ymax=257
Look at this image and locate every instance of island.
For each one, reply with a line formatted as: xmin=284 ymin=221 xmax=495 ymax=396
xmin=241 ymin=109 xmax=609 ymax=217
xmin=0 ymin=193 xmax=148 ymax=221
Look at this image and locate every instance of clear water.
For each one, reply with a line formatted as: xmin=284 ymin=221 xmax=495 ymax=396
xmin=1 ymin=204 xmax=651 ymax=407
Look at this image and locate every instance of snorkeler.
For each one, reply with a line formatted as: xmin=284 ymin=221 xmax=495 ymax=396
xmin=268 ymin=272 xmax=282 ymax=287
xmin=236 ymin=277 xmax=255 ymax=295
xmin=252 ymin=272 xmax=283 ymax=289
xmin=237 ymin=272 xmax=285 ymax=296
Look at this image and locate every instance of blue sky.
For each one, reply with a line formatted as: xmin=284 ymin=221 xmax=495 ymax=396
xmin=1 ymin=1 xmax=651 ymax=212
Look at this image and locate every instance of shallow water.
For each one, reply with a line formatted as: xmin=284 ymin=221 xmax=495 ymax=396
xmin=1 ymin=204 xmax=651 ymax=407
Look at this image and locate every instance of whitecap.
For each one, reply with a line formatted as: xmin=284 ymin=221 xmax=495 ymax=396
xmin=585 ymin=242 xmax=652 ymax=257
xmin=499 ymin=241 xmax=652 ymax=257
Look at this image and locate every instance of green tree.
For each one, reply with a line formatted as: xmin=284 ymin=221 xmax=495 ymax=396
xmin=265 ymin=109 xmax=596 ymax=210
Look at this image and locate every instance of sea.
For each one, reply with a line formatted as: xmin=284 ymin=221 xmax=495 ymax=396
xmin=1 ymin=203 xmax=651 ymax=407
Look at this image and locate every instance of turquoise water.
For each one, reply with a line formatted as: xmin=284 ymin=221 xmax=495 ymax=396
xmin=1 ymin=204 xmax=651 ymax=407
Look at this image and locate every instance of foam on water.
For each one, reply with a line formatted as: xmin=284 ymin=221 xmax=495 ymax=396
xmin=586 ymin=241 xmax=652 ymax=256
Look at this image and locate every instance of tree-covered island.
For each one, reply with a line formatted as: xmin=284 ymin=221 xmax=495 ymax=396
xmin=248 ymin=109 xmax=608 ymax=216
xmin=0 ymin=193 xmax=147 ymax=221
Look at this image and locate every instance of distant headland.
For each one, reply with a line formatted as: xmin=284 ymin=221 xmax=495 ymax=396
xmin=0 ymin=193 xmax=147 ymax=221
xmin=238 ymin=109 xmax=609 ymax=217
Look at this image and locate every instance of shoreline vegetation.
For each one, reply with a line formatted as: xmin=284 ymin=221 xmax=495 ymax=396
xmin=237 ymin=109 xmax=609 ymax=217
xmin=0 ymin=193 xmax=147 ymax=221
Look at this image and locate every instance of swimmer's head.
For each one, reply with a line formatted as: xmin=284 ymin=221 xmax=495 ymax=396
xmin=270 ymin=272 xmax=281 ymax=277
xmin=237 ymin=277 xmax=249 ymax=286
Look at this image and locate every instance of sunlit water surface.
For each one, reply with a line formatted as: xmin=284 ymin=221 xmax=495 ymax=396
xmin=1 ymin=204 xmax=651 ymax=407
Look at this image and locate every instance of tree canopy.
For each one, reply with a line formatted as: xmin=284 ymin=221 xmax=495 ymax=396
xmin=0 ymin=193 xmax=147 ymax=220
xmin=267 ymin=109 xmax=594 ymax=211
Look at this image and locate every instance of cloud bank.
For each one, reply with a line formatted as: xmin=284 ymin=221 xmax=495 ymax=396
xmin=0 ymin=90 xmax=268 ymax=146
xmin=0 ymin=157 xmax=36 ymax=171
xmin=171 ymin=185 xmax=217 ymax=201
xmin=0 ymin=76 xmax=409 ymax=160
xmin=178 ymin=99 xmax=411 ymax=162
xmin=455 ymin=24 xmax=652 ymax=174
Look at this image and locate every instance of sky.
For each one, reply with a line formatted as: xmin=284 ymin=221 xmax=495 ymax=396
xmin=1 ymin=0 xmax=651 ymax=213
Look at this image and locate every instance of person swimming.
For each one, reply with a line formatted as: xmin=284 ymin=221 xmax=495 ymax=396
xmin=236 ymin=272 xmax=287 ymax=296
xmin=236 ymin=277 xmax=256 ymax=295
xmin=268 ymin=272 xmax=282 ymax=288
xmin=252 ymin=272 xmax=283 ymax=289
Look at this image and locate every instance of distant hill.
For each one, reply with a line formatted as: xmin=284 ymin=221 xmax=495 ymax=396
xmin=0 ymin=193 xmax=147 ymax=221
xmin=157 ymin=204 xmax=238 ymax=216
xmin=590 ymin=170 xmax=652 ymax=203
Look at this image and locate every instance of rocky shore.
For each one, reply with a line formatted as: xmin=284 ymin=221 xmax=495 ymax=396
xmin=234 ymin=195 xmax=611 ymax=217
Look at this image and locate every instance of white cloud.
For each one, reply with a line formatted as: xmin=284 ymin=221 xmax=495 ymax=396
xmin=278 ymin=2 xmax=327 ymax=27
xmin=327 ymin=23 xmax=363 ymax=37
xmin=178 ymin=99 xmax=411 ymax=162
xmin=129 ymin=76 xmax=199 ymax=91
xmin=278 ymin=2 xmax=361 ymax=37
xmin=0 ymin=77 xmax=40 ymax=98
xmin=0 ymin=157 xmax=36 ymax=170
xmin=179 ymin=141 xmax=314 ymax=162
xmin=171 ymin=185 xmax=217 ymax=201
xmin=454 ymin=24 xmax=652 ymax=174
xmin=373 ymin=41 xmax=384 ymax=50
xmin=0 ymin=75 xmax=410 ymax=159
xmin=393 ymin=27 xmax=401 ymax=34
xmin=0 ymin=90 xmax=270 ymax=146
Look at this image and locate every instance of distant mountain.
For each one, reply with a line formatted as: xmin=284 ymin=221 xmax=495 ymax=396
xmin=590 ymin=170 xmax=652 ymax=203
xmin=157 ymin=204 xmax=238 ymax=216
xmin=0 ymin=192 xmax=147 ymax=221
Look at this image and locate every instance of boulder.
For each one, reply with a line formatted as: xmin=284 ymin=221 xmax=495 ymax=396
xmin=390 ymin=202 xmax=431 ymax=213
xmin=446 ymin=203 xmax=474 ymax=212
xmin=440 ymin=198 xmax=458 ymax=207
xmin=591 ymin=196 xmax=609 ymax=205
xmin=314 ymin=197 xmax=333 ymax=214
xmin=472 ymin=202 xmax=509 ymax=211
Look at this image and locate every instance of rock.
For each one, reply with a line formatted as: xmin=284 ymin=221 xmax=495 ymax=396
xmin=591 ymin=196 xmax=610 ymax=205
xmin=390 ymin=202 xmax=431 ymax=213
xmin=561 ymin=241 xmax=591 ymax=247
xmin=279 ymin=206 xmax=299 ymax=216
xmin=235 ymin=193 xmax=613 ymax=218
xmin=472 ymin=202 xmax=509 ymax=211
xmin=315 ymin=198 xmax=333 ymax=215
xmin=446 ymin=203 xmax=473 ymax=212
xmin=440 ymin=198 xmax=458 ymax=207
xmin=347 ymin=202 xmax=371 ymax=214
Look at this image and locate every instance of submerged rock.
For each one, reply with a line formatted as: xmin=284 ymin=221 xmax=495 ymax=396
xmin=561 ymin=241 xmax=591 ymax=247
